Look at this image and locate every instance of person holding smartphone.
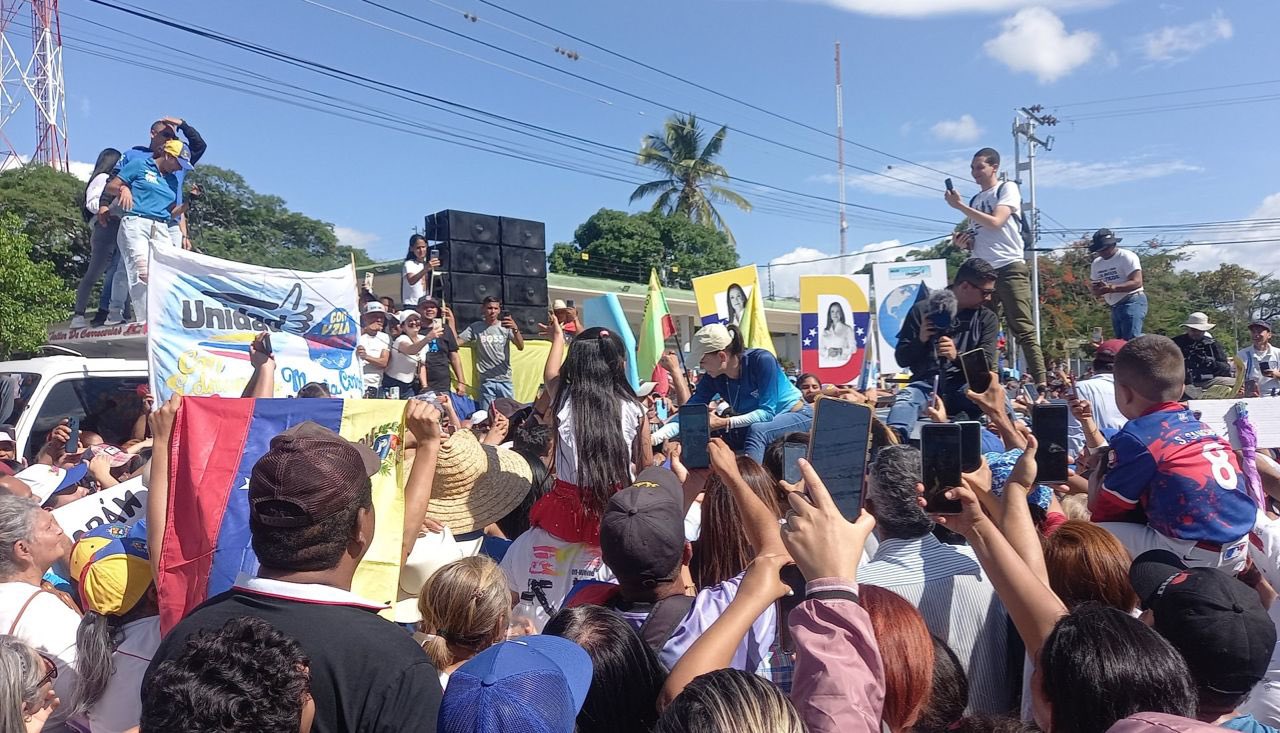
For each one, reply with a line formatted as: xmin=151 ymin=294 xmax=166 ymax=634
xmin=1238 ymin=320 xmax=1280 ymax=397
xmin=459 ymin=296 xmax=525 ymax=409
xmin=1088 ymin=229 xmax=1146 ymax=340
xmin=402 ymin=234 xmax=441 ymax=307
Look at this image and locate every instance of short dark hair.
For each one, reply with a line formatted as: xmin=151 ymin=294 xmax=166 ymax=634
xmin=1113 ymin=335 xmax=1185 ymax=402
xmin=974 ymin=147 xmax=1000 ymax=168
xmin=296 ymin=382 xmax=331 ymax=398
xmin=141 ymin=617 xmax=310 ymax=733
xmin=867 ymin=445 xmax=932 ymax=539
xmin=914 ymin=636 xmax=969 ymax=733
xmin=955 ymin=258 xmax=997 ymax=286
xmin=250 ymin=478 xmax=372 ymax=572
xmin=1040 ymin=604 xmax=1196 ymax=733
xmin=482 ymin=295 xmax=502 ymax=306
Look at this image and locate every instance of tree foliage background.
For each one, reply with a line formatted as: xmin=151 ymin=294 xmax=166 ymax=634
xmin=0 ymin=215 xmax=75 ymax=358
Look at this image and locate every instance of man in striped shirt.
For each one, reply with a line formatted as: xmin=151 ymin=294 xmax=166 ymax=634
xmin=859 ymin=444 xmax=1015 ymax=714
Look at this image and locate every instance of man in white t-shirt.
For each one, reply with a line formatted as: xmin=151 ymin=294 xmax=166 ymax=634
xmin=946 ymin=147 xmax=1047 ymax=389
xmin=1239 ymin=320 xmax=1280 ymax=397
xmin=356 ymin=302 xmax=391 ymax=397
xmin=1088 ymin=229 xmax=1146 ymax=340
xmin=1068 ymin=339 xmax=1128 ymax=457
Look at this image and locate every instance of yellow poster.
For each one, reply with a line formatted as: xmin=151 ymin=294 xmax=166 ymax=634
xmin=692 ymin=265 xmax=774 ymax=353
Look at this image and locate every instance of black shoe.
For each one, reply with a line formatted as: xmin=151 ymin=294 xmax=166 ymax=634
xmin=90 ymin=309 xmax=108 ymax=327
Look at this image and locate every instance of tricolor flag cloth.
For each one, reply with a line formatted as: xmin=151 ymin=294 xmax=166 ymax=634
xmin=637 ymin=269 xmax=677 ymax=378
xmin=158 ymin=396 xmax=406 ymax=631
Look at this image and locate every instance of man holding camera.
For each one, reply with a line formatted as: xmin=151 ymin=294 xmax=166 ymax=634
xmin=887 ymin=258 xmax=1001 ymax=441
xmin=1088 ymin=228 xmax=1146 ymax=340
xmin=945 ymin=147 xmax=1047 ymax=390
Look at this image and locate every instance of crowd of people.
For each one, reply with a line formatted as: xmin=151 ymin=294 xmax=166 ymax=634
xmin=6 ymin=136 xmax=1280 ymax=733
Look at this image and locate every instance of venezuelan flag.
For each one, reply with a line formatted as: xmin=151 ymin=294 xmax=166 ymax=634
xmin=158 ymin=397 xmax=405 ymax=631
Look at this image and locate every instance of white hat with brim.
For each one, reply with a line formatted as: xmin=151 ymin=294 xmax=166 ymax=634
xmin=424 ymin=429 xmax=533 ymax=535
xmin=15 ymin=463 xmax=87 ymax=503
xmin=392 ymin=527 xmax=464 ymax=624
xmin=636 ymin=382 xmax=657 ymax=398
xmin=690 ymin=323 xmax=734 ymax=362
xmin=1182 ymin=312 xmax=1215 ymax=331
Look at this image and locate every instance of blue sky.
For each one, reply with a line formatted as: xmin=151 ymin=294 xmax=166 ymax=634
xmin=11 ymin=0 xmax=1280 ymax=294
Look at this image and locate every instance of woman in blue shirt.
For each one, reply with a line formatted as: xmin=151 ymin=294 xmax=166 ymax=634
xmin=112 ymin=139 xmax=192 ymax=323
xmin=677 ymin=324 xmax=811 ymax=462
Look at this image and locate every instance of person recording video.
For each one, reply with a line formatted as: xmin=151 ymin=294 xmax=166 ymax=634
xmin=887 ymin=257 xmax=1001 ymax=441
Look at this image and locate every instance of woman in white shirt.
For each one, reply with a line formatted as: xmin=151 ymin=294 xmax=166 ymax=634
xmin=71 ymin=149 xmax=123 ymax=329
xmin=401 ymin=235 xmax=440 ymax=308
xmin=820 ymin=301 xmax=857 ymax=367
xmin=384 ymin=311 xmax=427 ymax=398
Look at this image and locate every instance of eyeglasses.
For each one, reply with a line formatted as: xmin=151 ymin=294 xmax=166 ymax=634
xmin=35 ymin=652 xmax=57 ymax=688
xmin=964 ymin=281 xmax=997 ymax=296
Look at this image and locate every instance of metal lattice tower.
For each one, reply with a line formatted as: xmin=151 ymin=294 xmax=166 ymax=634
xmin=0 ymin=0 xmax=68 ymax=171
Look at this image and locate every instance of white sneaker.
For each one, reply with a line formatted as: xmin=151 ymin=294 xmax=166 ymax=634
xmin=103 ymin=313 xmax=125 ymax=326
xmin=69 ymin=315 xmax=88 ymax=329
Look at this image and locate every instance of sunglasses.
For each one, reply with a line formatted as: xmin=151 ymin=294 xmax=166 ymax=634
xmin=35 ymin=652 xmax=57 ymax=688
xmin=964 ymin=281 xmax=997 ymax=296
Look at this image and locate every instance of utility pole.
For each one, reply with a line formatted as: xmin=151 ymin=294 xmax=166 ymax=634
xmin=834 ymin=42 xmax=848 ymax=255
xmin=1012 ymin=106 xmax=1056 ymax=353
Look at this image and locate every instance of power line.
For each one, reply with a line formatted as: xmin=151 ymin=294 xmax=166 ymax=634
xmin=1060 ymin=93 xmax=1280 ymax=123
xmin=1051 ymin=78 xmax=1280 ymax=109
xmin=83 ymin=0 xmax=956 ymax=227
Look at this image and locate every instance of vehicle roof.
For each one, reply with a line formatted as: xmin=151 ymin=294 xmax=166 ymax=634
xmin=0 ymin=355 xmax=148 ymax=377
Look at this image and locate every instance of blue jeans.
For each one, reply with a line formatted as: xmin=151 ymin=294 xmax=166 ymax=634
xmin=478 ymin=378 xmax=514 ymax=410
xmin=724 ymin=404 xmax=814 ymax=463
xmin=1111 ymin=293 xmax=1147 ymax=340
xmin=887 ymin=382 xmax=934 ymax=443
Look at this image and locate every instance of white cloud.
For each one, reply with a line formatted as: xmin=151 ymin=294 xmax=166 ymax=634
xmin=333 ymin=225 xmax=381 ymax=254
xmin=831 ymin=153 xmax=1199 ymax=198
xmin=983 ymin=7 xmax=1101 ymax=83
xmin=1186 ymin=193 xmax=1280 ymax=273
xmin=802 ymin=0 xmax=1111 ymax=18
xmin=0 ymin=155 xmax=93 ymax=181
xmin=1140 ymin=10 xmax=1232 ymax=63
xmin=930 ymin=115 xmax=984 ymax=144
xmin=766 ymin=240 xmax=925 ymax=298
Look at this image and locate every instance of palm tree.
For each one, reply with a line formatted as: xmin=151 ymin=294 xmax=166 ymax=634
xmin=629 ymin=113 xmax=751 ymax=245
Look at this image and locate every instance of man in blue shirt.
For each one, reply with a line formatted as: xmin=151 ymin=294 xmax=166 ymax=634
xmin=114 ymin=139 xmax=192 ymax=322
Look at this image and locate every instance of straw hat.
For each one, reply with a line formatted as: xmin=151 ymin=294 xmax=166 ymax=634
xmin=427 ymin=429 xmax=534 ymax=534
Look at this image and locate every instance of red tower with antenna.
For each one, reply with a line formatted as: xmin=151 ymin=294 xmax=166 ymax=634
xmin=1 ymin=0 xmax=69 ymax=171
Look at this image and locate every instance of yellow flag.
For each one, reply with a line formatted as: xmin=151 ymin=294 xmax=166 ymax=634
xmin=739 ymin=280 xmax=775 ymax=354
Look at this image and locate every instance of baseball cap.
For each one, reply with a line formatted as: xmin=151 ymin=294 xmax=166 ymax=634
xmin=70 ymin=523 xmax=153 ymax=616
xmin=1095 ymin=339 xmax=1127 ymax=361
xmin=440 ymin=635 xmax=593 ymax=733
xmin=417 ymin=297 xmax=440 ymax=310
xmin=15 ymin=463 xmax=88 ymax=504
xmin=599 ymin=467 xmax=685 ymax=586
xmin=1090 ymin=228 xmax=1122 ymax=252
xmin=161 ymin=139 xmax=194 ymax=171
xmin=690 ymin=323 xmax=734 ymax=362
xmin=1129 ymin=550 xmax=1275 ymax=695
xmin=1250 ymin=319 xmax=1272 ymax=332
xmin=363 ymin=302 xmax=388 ymax=316
xmin=396 ymin=310 xmax=420 ymax=324
xmin=0 ymin=430 xmax=14 ymax=445
xmin=248 ymin=421 xmax=381 ymax=529
xmin=635 ymin=382 xmax=657 ymax=398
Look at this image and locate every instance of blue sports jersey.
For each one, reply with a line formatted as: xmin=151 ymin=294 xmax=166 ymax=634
xmin=687 ymin=348 xmax=802 ymax=425
xmin=1093 ymin=404 xmax=1254 ymax=544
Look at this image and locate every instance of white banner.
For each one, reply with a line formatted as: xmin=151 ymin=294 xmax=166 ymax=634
xmin=147 ymin=246 xmax=363 ymax=401
xmin=52 ymin=477 xmax=147 ymax=543
xmin=871 ymin=259 xmax=949 ymax=375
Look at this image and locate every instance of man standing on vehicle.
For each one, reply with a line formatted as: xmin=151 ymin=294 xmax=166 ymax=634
xmin=459 ymin=296 xmax=524 ymax=409
xmin=945 ymin=147 xmax=1047 ymax=391
xmin=1088 ymin=229 xmax=1146 ymax=340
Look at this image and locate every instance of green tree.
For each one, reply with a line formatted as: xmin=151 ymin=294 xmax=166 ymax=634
xmin=0 ymin=165 xmax=90 ymax=283
xmin=0 ymin=215 xmax=74 ymax=358
xmin=186 ymin=166 xmax=373 ymax=270
xmin=548 ymin=209 xmax=739 ymax=289
xmin=629 ymin=113 xmax=751 ymax=245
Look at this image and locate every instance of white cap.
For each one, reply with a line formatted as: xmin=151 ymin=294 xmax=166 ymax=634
xmin=636 ymin=382 xmax=658 ymax=398
xmin=0 ymin=430 xmax=14 ymax=445
xmin=396 ymin=310 xmax=420 ymax=324
xmin=363 ymin=302 xmax=387 ymax=315
xmin=690 ymin=323 xmax=734 ymax=361
xmin=469 ymin=410 xmax=489 ymax=425
xmin=552 ymin=299 xmax=569 ymax=310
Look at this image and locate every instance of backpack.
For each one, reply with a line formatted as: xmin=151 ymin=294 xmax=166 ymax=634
xmin=565 ymin=581 xmax=695 ymax=655
xmin=970 ymin=181 xmax=1034 ymax=248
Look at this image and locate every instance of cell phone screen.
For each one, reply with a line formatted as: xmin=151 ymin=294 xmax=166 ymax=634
xmin=921 ymin=423 xmax=963 ymax=513
xmin=958 ymin=421 xmax=983 ymax=473
xmin=1032 ymin=403 xmax=1070 ymax=484
xmin=945 ymin=177 xmax=954 ymax=191
xmin=782 ymin=441 xmax=806 ymax=486
xmin=806 ymin=398 xmax=873 ymax=521
xmin=678 ymin=405 xmax=711 ymax=469
xmin=1022 ymin=383 xmax=1040 ymax=403
xmin=960 ymin=349 xmax=992 ymax=394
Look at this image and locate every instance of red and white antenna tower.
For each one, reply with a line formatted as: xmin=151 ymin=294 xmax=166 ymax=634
xmin=1 ymin=0 xmax=69 ymax=171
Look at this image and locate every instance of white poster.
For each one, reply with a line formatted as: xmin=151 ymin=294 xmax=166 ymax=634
xmin=871 ymin=259 xmax=949 ymax=375
xmin=52 ymin=477 xmax=147 ymax=542
xmin=147 ymin=246 xmax=363 ymax=401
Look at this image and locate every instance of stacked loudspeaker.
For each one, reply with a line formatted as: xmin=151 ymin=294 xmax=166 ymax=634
xmin=424 ymin=209 xmax=547 ymax=336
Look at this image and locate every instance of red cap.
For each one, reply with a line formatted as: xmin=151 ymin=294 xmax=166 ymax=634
xmin=1096 ymin=339 xmax=1127 ymax=360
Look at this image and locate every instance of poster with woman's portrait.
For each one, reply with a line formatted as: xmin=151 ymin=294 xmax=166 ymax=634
xmin=692 ymin=265 xmax=760 ymax=328
xmin=800 ymin=275 xmax=872 ymax=386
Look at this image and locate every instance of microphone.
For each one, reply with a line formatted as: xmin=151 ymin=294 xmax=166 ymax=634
xmin=926 ymin=287 xmax=958 ymax=336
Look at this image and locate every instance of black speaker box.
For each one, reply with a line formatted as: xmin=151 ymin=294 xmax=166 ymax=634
xmin=430 ymin=210 xmax=500 ymax=244
xmin=501 ymin=246 xmax=547 ymax=278
xmin=500 ymin=217 xmax=545 ymax=249
xmin=445 ymin=241 xmax=501 ymax=275
xmin=443 ymin=273 xmax=502 ymax=303
xmin=503 ymin=275 xmax=549 ymax=307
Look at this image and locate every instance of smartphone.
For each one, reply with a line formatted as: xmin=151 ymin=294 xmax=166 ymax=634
xmin=429 ymin=247 xmax=440 ymax=261
xmin=1022 ymin=383 xmax=1039 ymax=403
xmin=260 ymin=332 xmax=273 ymax=355
xmin=806 ymin=399 xmax=873 ymax=521
xmin=945 ymin=178 xmax=954 ymax=192
xmin=678 ymin=405 xmax=711 ymax=469
xmin=960 ymin=349 xmax=992 ymax=394
xmin=920 ymin=423 xmax=963 ymax=513
xmin=782 ymin=441 xmax=807 ymax=486
xmin=432 ymin=317 xmax=444 ymax=332
xmin=566 ymin=299 xmax=575 ymax=308
xmin=65 ymin=416 xmax=81 ymax=455
xmin=381 ymin=385 xmax=401 ymax=400
xmin=1032 ymin=402 xmax=1070 ymax=484
xmin=363 ymin=272 xmax=374 ymax=290
xmin=958 ymin=421 xmax=983 ymax=473
xmin=932 ymin=373 xmax=941 ymax=398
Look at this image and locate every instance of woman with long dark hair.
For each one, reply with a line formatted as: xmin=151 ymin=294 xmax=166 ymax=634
xmin=402 ymin=234 xmax=439 ymax=307
xmin=498 ymin=314 xmax=652 ymax=632
xmin=795 ymin=373 xmax=822 ymax=404
xmin=690 ymin=456 xmax=784 ymax=589
xmin=821 ymin=301 xmax=857 ymax=367
xmin=71 ymin=148 xmax=124 ymax=328
xmin=724 ymin=283 xmax=747 ymax=327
